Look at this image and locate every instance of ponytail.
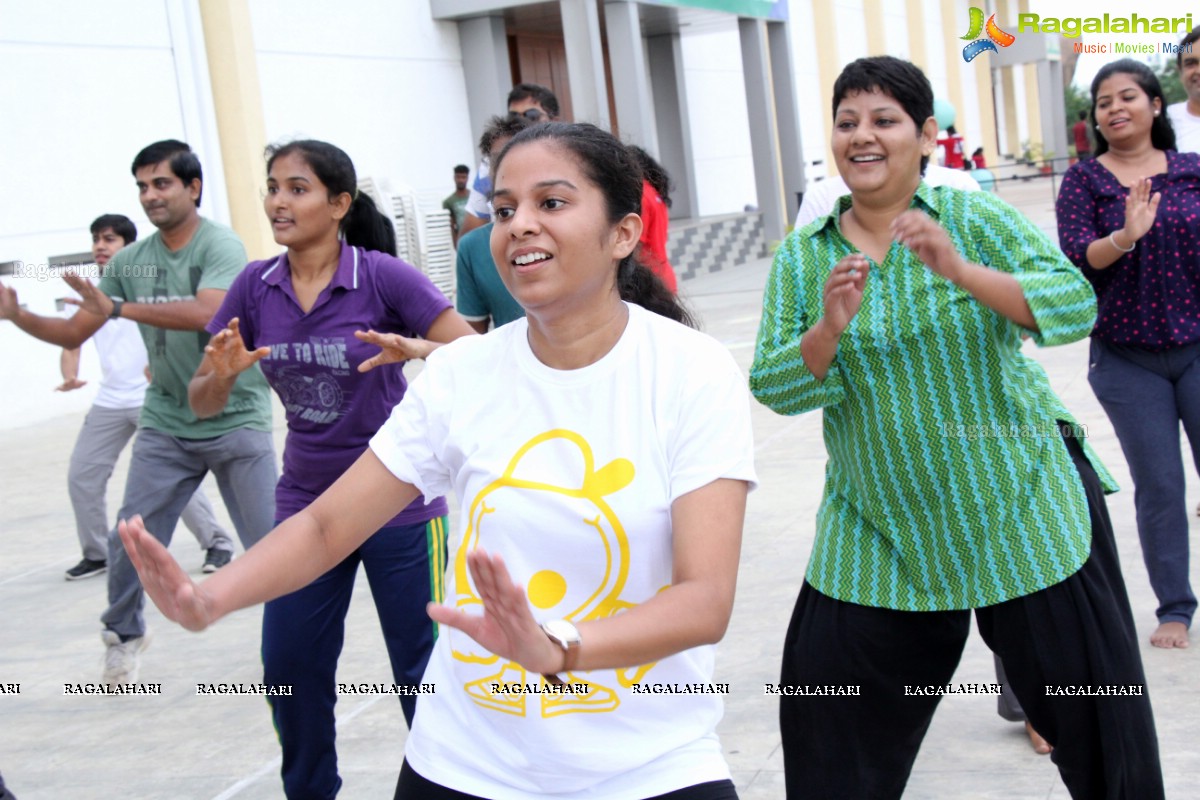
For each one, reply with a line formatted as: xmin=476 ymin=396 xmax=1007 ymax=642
xmin=342 ymin=193 xmax=397 ymax=256
xmin=618 ymin=253 xmax=695 ymax=328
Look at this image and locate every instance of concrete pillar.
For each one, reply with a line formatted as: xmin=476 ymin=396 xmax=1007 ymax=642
xmin=647 ymin=34 xmax=695 ymax=219
xmin=196 ymin=0 xmax=275 ymax=260
xmin=559 ymin=0 xmax=610 ymax=128
xmin=604 ymin=1 xmax=657 ymax=151
xmin=768 ymin=20 xmax=804 ymax=224
xmin=739 ymin=17 xmax=786 ymax=242
xmin=459 ymin=15 xmax=511 ymax=157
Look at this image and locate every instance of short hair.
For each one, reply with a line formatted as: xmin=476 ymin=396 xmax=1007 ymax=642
xmin=453 ymin=164 xmax=470 ymax=174
xmin=131 ymin=140 xmax=204 ymax=207
xmin=90 ymin=214 xmax=137 ymax=246
xmin=1089 ymin=59 xmax=1176 ymax=156
xmin=832 ymin=56 xmax=935 ymax=175
xmin=478 ymin=113 xmax=536 ymax=160
xmin=507 ymin=83 xmax=560 ymax=119
xmin=1078 ymin=110 xmax=1088 ymax=120
xmin=1178 ymin=26 xmax=1200 ymax=67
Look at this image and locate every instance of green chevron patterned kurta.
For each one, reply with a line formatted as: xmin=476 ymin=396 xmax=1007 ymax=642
xmin=751 ymin=183 xmax=1117 ymax=611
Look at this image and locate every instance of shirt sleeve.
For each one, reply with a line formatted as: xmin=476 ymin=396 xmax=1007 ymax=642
xmin=750 ymin=235 xmax=847 ymax=414
xmin=369 ymin=351 xmax=454 ymax=501
xmin=373 ymin=252 xmax=453 ymax=337
xmin=969 ymin=191 xmax=1097 ymax=347
xmin=196 ymin=226 xmax=250 ymax=293
xmin=1054 ymin=164 xmax=1103 ymax=272
xmin=205 ymin=266 xmax=256 ymax=345
xmin=668 ymin=339 xmax=758 ymax=500
xmin=454 ymin=230 xmax=489 ymax=320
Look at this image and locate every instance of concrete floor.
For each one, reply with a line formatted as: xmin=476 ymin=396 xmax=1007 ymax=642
xmin=0 ymin=177 xmax=1195 ymax=798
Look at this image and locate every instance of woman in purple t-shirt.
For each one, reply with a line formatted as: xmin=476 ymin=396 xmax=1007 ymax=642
xmin=187 ymin=140 xmax=475 ymax=797
xmin=1056 ymin=60 xmax=1200 ymax=651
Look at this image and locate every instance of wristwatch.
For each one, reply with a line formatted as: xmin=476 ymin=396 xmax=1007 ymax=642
xmin=108 ymin=299 xmax=124 ymax=319
xmin=541 ymin=619 xmax=581 ymax=685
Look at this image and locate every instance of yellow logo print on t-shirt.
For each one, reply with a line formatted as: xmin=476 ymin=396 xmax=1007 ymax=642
xmin=450 ymin=429 xmax=658 ymax=717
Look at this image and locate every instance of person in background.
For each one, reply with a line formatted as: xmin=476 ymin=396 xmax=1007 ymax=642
xmin=1166 ymin=26 xmax=1200 ymax=154
xmin=455 ymin=114 xmax=533 ymax=333
xmin=53 ymin=215 xmax=235 ymax=580
xmin=1167 ymin=27 xmax=1200 ymax=520
xmin=970 ymin=147 xmax=987 ymax=168
xmin=754 ymin=55 xmax=1162 ymax=799
xmin=122 ymin=122 xmax=755 ymax=800
xmin=936 ymin=123 xmax=965 ymax=169
xmin=1056 ymin=59 xmax=1200 ymax=650
xmin=629 ymin=146 xmax=678 ymax=293
xmin=457 ymin=83 xmax=559 ymax=239
xmin=190 ymin=139 xmax=475 ymax=798
xmin=442 ymin=164 xmax=470 ymax=246
xmin=1073 ymin=110 xmax=1093 ymax=160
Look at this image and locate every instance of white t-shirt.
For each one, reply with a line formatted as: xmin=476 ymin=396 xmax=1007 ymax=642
xmin=62 ymin=279 xmax=149 ymax=409
xmin=796 ymin=163 xmax=982 ymax=228
xmin=370 ymin=302 xmax=757 ymax=799
xmin=1168 ymin=102 xmax=1200 ymax=154
xmin=464 ymin=156 xmax=491 ymax=218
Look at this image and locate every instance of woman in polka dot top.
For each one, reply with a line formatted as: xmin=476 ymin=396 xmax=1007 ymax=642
xmin=1056 ymin=58 xmax=1200 ymax=651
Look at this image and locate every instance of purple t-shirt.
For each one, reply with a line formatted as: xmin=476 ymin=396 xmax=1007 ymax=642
xmin=1056 ymin=150 xmax=1200 ymax=349
xmin=208 ymin=244 xmax=451 ymax=526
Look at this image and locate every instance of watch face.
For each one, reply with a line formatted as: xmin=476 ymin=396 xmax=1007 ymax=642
xmin=543 ymin=619 xmax=581 ymax=646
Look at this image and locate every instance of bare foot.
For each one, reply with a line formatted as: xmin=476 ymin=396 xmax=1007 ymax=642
xmin=1025 ymin=721 xmax=1052 ymax=754
xmin=1150 ymin=622 xmax=1190 ymax=649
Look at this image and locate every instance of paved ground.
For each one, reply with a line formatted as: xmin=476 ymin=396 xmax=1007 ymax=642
xmin=0 ymin=177 xmax=1196 ymax=798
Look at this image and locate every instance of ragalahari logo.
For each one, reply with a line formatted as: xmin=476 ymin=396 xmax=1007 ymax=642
xmin=961 ymin=7 xmax=1015 ymax=62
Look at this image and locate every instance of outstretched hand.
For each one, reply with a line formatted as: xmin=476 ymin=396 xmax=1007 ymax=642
xmin=206 ymin=318 xmax=269 ymax=380
xmin=427 ymin=549 xmax=563 ymax=675
xmin=891 ymin=210 xmax=967 ymax=282
xmin=1122 ymin=177 xmax=1161 ymax=243
xmin=119 ymin=516 xmax=216 ymax=632
xmin=62 ymin=272 xmax=115 ymax=318
xmin=354 ymin=329 xmax=434 ymax=372
xmin=0 ymin=281 xmax=21 ymax=320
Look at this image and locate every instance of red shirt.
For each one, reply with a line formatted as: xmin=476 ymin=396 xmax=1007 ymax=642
xmin=1073 ymin=120 xmax=1092 ymax=155
xmin=638 ymin=180 xmax=677 ymax=293
xmin=937 ymin=134 xmax=965 ymax=169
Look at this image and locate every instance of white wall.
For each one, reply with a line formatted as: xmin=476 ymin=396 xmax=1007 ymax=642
xmin=678 ymin=20 xmax=759 ymax=216
xmin=0 ymin=0 xmax=224 ymax=429
xmin=249 ymin=1 xmax=477 ymax=202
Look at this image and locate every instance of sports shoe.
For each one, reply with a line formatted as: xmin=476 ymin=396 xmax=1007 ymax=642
xmin=202 ymin=548 xmax=232 ymax=573
xmin=101 ymin=629 xmax=151 ymax=686
xmin=65 ymin=558 xmax=107 ymax=581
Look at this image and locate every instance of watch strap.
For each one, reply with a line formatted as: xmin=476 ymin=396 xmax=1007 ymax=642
xmin=108 ymin=298 xmax=124 ymax=319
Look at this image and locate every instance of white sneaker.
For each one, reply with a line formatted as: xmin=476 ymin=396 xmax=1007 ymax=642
xmin=101 ymin=629 xmax=151 ymax=686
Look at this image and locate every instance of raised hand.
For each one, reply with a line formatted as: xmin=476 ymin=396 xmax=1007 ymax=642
xmin=0 ymin=281 xmax=20 ymax=320
xmin=206 ymin=318 xmax=269 ymax=380
xmin=822 ymin=253 xmax=870 ymax=335
xmin=354 ymin=329 xmax=435 ymax=372
xmin=119 ymin=516 xmax=216 ymax=632
xmin=1122 ymin=177 xmax=1161 ymax=243
xmin=427 ymin=549 xmax=563 ymax=675
xmin=891 ymin=210 xmax=967 ymax=283
xmin=61 ymin=272 xmax=115 ymax=317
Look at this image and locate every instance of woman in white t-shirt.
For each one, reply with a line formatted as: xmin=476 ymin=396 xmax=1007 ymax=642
xmin=120 ymin=122 xmax=757 ymax=800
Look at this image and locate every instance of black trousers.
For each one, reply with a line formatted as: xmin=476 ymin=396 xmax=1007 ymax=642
xmin=394 ymin=760 xmax=738 ymax=799
xmin=779 ymin=434 xmax=1163 ymax=799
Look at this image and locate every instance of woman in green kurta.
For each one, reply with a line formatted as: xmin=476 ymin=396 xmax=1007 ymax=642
xmin=751 ymin=56 xmax=1162 ymax=800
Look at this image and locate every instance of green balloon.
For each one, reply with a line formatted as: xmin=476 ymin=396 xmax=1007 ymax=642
xmin=934 ymin=99 xmax=956 ymax=130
